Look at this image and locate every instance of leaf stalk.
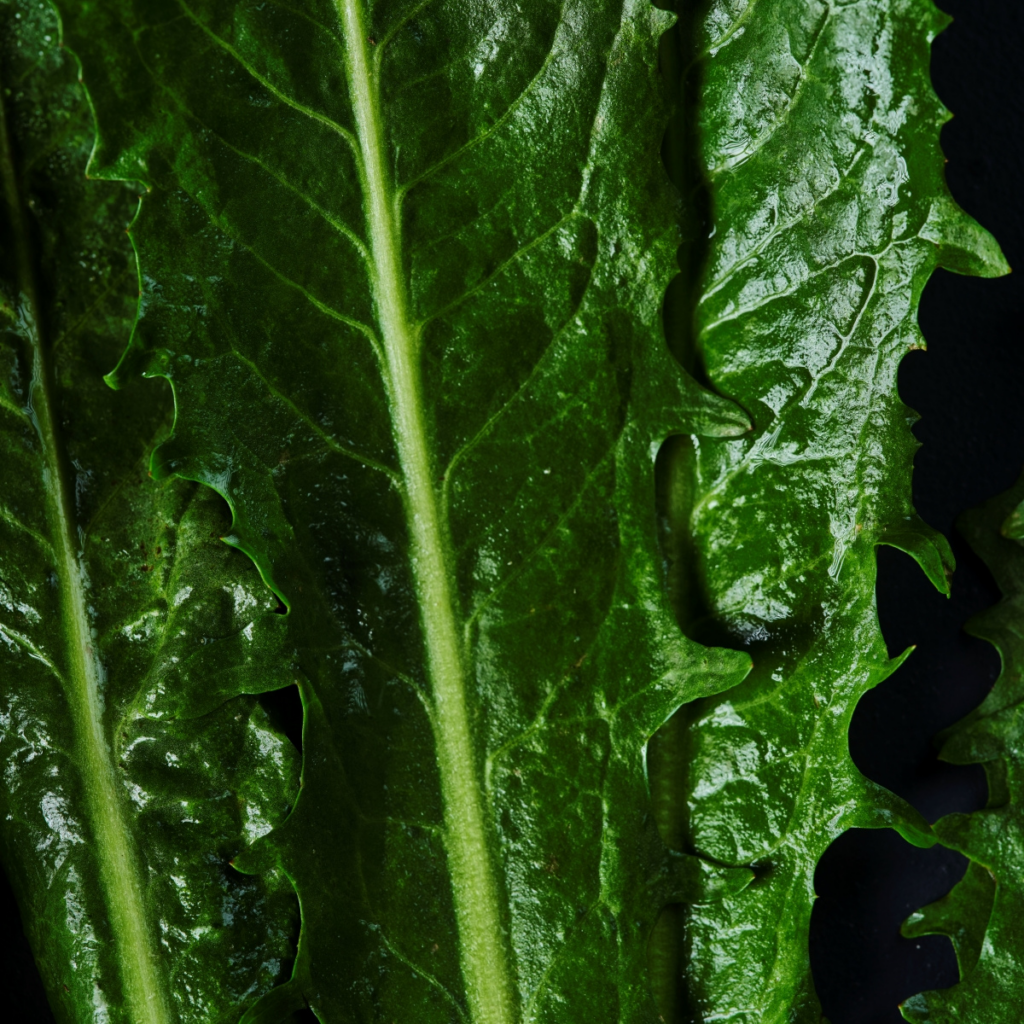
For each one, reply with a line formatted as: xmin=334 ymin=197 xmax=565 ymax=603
xmin=0 ymin=58 xmax=172 ymax=1024
xmin=335 ymin=4 xmax=518 ymax=1023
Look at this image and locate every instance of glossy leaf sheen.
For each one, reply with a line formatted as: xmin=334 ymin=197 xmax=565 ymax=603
xmin=901 ymin=475 xmax=1024 ymax=1022
xmin=0 ymin=4 xmax=299 ymax=1021
xmin=667 ymin=1 xmax=1007 ymax=1021
xmin=57 ymin=1 xmax=758 ymax=1022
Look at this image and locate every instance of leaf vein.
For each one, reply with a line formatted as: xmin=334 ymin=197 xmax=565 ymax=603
xmin=463 ymin=447 xmax=614 ymax=638
xmin=197 ymin=204 xmax=382 ymax=354
xmin=418 ymin=211 xmax=577 ymax=331
xmin=377 ymin=933 xmax=468 ymax=1021
xmin=0 ymin=504 xmax=53 ymax=553
xmin=175 ymin=0 xmax=360 ymax=156
xmin=395 ymin=5 xmax=567 ymax=199
xmin=706 ymin=6 xmax=831 ymax=179
xmin=186 ymin=119 xmax=371 ymax=265
xmin=227 ymin=351 xmax=400 ymax=482
xmin=0 ymin=621 xmax=63 ymax=679
xmin=700 ymin=143 xmax=867 ymax=303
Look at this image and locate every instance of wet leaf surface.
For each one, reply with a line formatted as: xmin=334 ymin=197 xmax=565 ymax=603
xmin=0 ymin=2 xmax=299 ymax=1020
xmin=657 ymin=1 xmax=1007 ymax=1020
xmin=54 ymin=1 xmax=758 ymax=1021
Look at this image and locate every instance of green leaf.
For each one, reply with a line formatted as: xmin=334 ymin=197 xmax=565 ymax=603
xmin=0 ymin=3 xmax=299 ymax=1021
xmin=901 ymin=473 xmax=1024 ymax=1023
xmin=55 ymin=0 xmax=757 ymax=1022
xmin=1000 ymin=497 xmax=1024 ymax=541
xmin=901 ymin=860 xmax=996 ymax=985
xmin=653 ymin=1 xmax=1008 ymax=1021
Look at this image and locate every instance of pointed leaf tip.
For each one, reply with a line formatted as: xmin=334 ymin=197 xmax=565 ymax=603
xmin=1001 ymin=497 xmax=1024 ymax=540
xmin=920 ymin=201 xmax=1011 ymax=279
xmin=687 ymin=389 xmax=753 ymax=439
xmin=848 ymin=776 xmax=935 ymax=848
xmin=900 ymin=910 xmax=927 ymax=938
xmin=650 ymin=5 xmax=675 ymax=36
xmin=879 ymin=517 xmax=955 ymax=597
xmin=899 ymin=993 xmax=931 ymax=1023
xmin=663 ymin=851 xmax=754 ymax=905
xmin=232 ymin=833 xmax=279 ymax=877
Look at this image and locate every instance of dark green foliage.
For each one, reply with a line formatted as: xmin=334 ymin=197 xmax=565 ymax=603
xmin=902 ymin=474 xmax=1024 ymax=1022
xmin=0 ymin=1 xmax=1013 ymax=1022
xmin=53 ymin=1 xmax=759 ymax=1021
xmin=0 ymin=2 xmax=299 ymax=1020
xmin=652 ymin=2 xmax=1006 ymax=1021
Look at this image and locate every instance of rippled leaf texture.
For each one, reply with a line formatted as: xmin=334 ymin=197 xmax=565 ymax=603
xmin=659 ymin=2 xmax=1008 ymax=1021
xmin=0 ymin=3 xmax=300 ymax=1021
xmin=900 ymin=473 xmax=1024 ymax=1022
xmin=55 ymin=1 xmax=764 ymax=1022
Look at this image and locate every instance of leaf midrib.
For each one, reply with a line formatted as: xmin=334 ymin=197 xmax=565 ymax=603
xmin=0 ymin=65 xmax=172 ymax=1024
xmin=334 ymin=4 xmax=517 ymax=1024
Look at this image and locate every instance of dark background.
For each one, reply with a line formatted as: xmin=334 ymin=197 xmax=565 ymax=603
xmin=2 ymin=1 xmax=1022 ymax=1021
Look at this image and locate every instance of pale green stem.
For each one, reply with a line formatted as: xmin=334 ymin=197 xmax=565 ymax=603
xmin=0 ymin=62 xmax=173 ymax=1024
xmin=335 ymin=5 xmax=518 ymax=1024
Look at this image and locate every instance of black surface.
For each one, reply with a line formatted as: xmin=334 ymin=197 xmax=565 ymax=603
xmin=811 ymin=1 xmax=1024 ymax=1022
xmin=812 ymin=831 xmax=970 ymax=1024
xmin=0 ymin=865 xmax=54 ymax=1021
xmin=4 ymin=2 xmax=1023 ymax=1022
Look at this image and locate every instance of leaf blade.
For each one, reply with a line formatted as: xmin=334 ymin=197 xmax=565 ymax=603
xmin=661 ymin=0 xmax=1008 ymax=1019
xmin=901 ymin=474 xmax=1024 ymax=1022
xmin=0 ymin=3 xmax=300 ymax=1019
xmin=57 ymin=0 xmax=755 ymax=1020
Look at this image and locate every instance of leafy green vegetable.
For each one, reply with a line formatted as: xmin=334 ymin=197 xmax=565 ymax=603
xmin=11 ymin=1 xmax=1009 ymax=1021
xmin=651 ymin=1 xmax=1008 ymax=1020
xmin=901 ymin=473 xmax=1024 ymax=1023
xmin=52 ymin=0 xmax=771 ymax=1021
xmin=0 ymin=2 xmax=299 ymax=1020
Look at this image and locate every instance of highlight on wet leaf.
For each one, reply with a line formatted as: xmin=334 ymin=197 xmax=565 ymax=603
xmin=647 ymin=1 xmax=1006 ymax=1021
xmin=0 ymin=3 xmax=299 ymax=1022
xmin=0 ymin=1 xmax=1013 ymax=1023
xmin=47 ymin=0 xmax=756 ymax=1021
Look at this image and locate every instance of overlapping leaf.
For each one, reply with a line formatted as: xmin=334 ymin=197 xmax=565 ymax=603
xmin=0 ymin=3 xmax=299 ymax=1020
xmin=54 ymin=1 xmax=770 ymax=1022
xmin=901 ymin=473 xmax=1024 ymax=1022
xmin=654 ymin=2 xmax=1007 ymax=1021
